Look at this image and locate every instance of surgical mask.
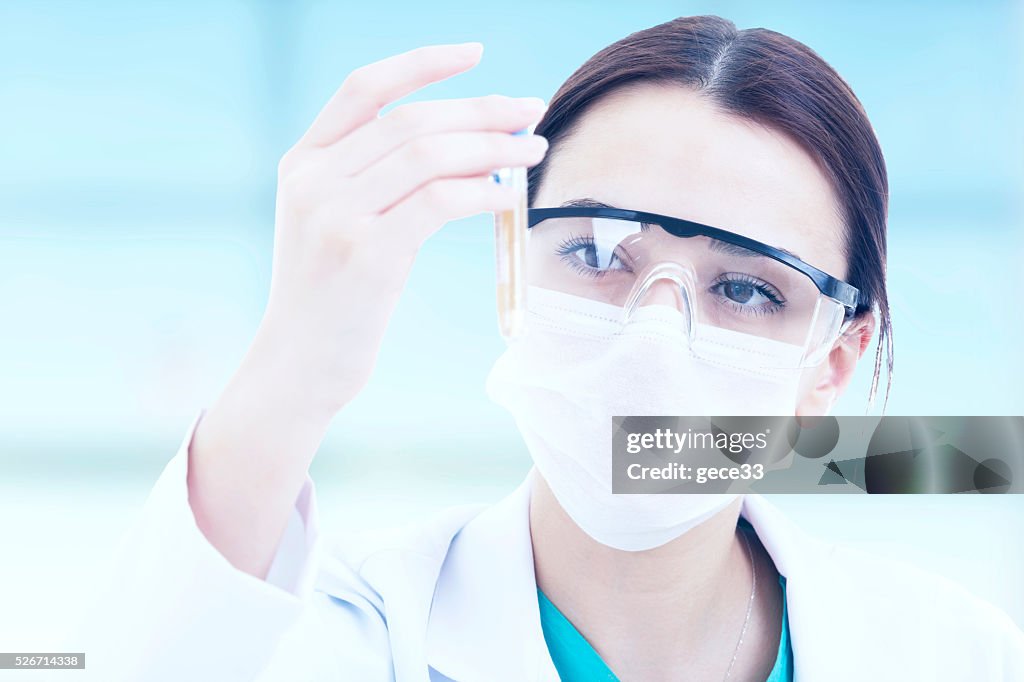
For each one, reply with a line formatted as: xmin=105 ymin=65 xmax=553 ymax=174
xmin=485 ymin=285 xmax=803 ymax=551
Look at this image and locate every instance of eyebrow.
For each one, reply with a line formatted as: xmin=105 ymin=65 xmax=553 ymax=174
xmin=559 ymin=197 xmax=618 ymax=209
xmin=558 ymin=196 xmax=804 ymax=261
xmin=708 ymin=239 xmax=803 ymax=262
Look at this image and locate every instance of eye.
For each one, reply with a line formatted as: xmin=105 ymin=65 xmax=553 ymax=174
xmin=555 ymin=233 xmax=631 ymax=277
xmin=709 ymin=273 xmax=785 ymax=315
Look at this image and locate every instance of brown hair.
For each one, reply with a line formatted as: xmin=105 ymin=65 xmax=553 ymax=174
xmin=527 ymin=15 xmax=893 ymax=410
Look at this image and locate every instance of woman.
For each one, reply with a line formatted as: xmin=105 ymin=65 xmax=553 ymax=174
xmin=80 ymin=15 xmax=1023 ymax=681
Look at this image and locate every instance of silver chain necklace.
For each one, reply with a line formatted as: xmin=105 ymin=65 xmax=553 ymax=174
xmin=722 ymin=525 xmax=758 ymax=681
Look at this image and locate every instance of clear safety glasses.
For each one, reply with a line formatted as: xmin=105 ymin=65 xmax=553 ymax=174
xmin=525 ymin=206 xmax=861 ymax=369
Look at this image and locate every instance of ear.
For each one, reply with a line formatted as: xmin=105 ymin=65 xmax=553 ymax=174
xmin=796 ymin=312 xmax=876 ymax=417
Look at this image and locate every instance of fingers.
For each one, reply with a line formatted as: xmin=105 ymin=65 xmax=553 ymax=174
xmin=375 ymin=175 xmax=523 ymax=249
xmin=298 ymin=42 xmax=485 ymax=149
xmin=346 ymin=130 xmax=548 ymax=215
xmin=323 ymin=94 xmax=547 ymax=177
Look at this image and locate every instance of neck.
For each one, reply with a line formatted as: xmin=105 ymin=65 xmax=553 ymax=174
xmin=529 ymin=470 xmax=759 ymax=681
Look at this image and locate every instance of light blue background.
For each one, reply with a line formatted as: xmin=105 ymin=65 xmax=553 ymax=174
xmin=0 ymin=0 xmax=1021 ymax=654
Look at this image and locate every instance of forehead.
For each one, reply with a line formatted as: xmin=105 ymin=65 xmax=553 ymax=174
xmin=534 ymin=83 xmax=848 ymax=278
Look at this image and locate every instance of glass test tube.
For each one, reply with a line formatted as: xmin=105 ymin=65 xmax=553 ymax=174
xmin=492 ymin=128 xmax=530 ymax=339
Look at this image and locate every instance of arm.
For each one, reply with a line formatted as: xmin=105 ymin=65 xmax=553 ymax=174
xmin=73 ymin=41 xmax=548 ymax=681
xmin=186 ymin=41 xmax=548 ymax=580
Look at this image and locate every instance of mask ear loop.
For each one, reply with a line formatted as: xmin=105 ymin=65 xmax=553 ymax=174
xmin=622 ymin=261 xmax=698 ymax=346
xmin=820 ymin=303 xmax=887 ymax=415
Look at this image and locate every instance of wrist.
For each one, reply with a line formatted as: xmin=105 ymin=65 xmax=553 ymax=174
xmin=226 ymin=348 xmax=343 ymax=436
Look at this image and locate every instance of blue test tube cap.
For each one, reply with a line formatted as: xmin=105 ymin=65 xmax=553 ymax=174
xmin=490 ymin=127 xmax=532 ymax=184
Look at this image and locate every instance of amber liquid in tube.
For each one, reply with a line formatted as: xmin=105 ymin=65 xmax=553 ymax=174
xmin=493 ymin=163 xmax=528 ymax=339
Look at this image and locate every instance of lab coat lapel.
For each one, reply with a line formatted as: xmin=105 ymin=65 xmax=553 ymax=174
xmin=427 ymin=481 xmax=850 ymax=682
xmin=425 ymin=467 xmax=559 ymax=682
xmin=739 ymin=493 xmax=854 ymax=681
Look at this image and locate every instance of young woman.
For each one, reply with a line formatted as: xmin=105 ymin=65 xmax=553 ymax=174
xmin=80 ymin=15 xmax=1023 ymax=682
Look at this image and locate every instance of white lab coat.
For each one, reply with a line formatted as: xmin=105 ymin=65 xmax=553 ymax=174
xmin=73 ymin=411 xmax=1024 ymax=681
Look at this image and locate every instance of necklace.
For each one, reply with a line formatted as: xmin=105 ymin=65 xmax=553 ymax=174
xmin=722 ymin=524 xmax=757 ymax=681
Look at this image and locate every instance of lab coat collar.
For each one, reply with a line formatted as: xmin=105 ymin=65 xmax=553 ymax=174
xmin=425 ymin=470 xmax=836 ymax=681
xmin=425 ymin=467 xmax=557 ymax=682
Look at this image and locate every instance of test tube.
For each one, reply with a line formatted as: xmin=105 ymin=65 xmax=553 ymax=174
xmin=491 ymin=127 xmax=530 ymax=339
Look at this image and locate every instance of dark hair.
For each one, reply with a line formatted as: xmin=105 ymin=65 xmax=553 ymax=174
xmin=528 ymin=15 xmax=893 ymax=410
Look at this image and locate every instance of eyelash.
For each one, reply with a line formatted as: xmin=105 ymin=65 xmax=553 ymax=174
xmin=709 ymin=273 xmax=787 ymax=316
xmin=555 ymin=233 xmax=631 ymax=277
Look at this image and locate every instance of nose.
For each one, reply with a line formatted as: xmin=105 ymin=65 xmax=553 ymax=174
xmin=640 ymin=278 xmax=685 ymax=309
xmin=623 ymin=264 xmax=696 ymax=338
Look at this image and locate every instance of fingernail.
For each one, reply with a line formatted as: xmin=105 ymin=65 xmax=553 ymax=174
xmin=519 ymin=97 xmax=548 ymax=112
xmin=529 ymin=134 xmax=549 ymax=150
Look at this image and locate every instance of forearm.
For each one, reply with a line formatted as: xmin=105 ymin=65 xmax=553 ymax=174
xmin=186 ymin=333 xmax=337 ymax=580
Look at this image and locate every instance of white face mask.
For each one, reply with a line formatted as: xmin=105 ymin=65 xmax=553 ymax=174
xmin=485 ymin=286 xmax=804 ymax=552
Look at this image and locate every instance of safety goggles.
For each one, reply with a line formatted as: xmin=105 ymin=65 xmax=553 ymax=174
xmin=525 ymin=205 xmax=861 ymax=369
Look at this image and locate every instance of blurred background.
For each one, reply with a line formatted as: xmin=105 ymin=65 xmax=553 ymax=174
xmin=1 ymin=0 xmax=1022 ymax=660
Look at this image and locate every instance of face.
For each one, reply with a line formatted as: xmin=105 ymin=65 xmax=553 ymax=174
xmin=531 ymin=83 xmax=875 ymax=416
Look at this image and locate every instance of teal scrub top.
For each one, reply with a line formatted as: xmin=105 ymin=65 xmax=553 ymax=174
xmin=536 ymin=519 xmax=793 ymax=681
